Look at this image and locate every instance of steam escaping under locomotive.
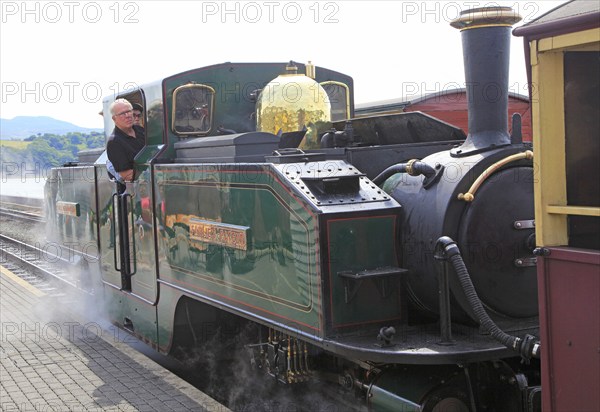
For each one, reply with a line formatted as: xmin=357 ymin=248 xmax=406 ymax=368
xmin=45 ymin=6 xmax=543 ymax=411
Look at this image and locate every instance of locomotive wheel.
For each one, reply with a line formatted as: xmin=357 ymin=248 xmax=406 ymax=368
xmin=421 ymin=386 xmax=470 ymax=412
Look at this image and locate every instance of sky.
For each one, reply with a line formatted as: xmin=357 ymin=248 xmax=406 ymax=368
xmin=0 ymin=0 xmax=566 ymax=129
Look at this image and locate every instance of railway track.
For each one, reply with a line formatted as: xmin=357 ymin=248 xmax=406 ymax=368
xmin=0 ymin=195 xmax=97 ymax=292
xmin=0 ymin=206 xmax=45 ymax=223
xmin=0 ymin=233 xmax=90 ymax=296
xmin=0 ymin=196 xmax=45 ymax=223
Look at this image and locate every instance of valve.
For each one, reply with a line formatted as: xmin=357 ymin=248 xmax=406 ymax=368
xmin=377 ymin=326 xmax=396 ymax=346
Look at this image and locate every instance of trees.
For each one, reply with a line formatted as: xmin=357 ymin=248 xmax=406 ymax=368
xmin=0 ymin=132 xmax=105 ymax=168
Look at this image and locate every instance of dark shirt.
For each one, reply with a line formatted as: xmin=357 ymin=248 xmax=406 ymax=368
xmin=107 ymin=125 xmax=145 ymax=173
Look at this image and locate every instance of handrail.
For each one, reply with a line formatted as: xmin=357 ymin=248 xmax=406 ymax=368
xmin=458 ymin=150 xmax=534 ymax=202
xmin=111 ymin=193 xmax=120 ymax=272
xmin=124 ymin=193 xmax=137 ymax=276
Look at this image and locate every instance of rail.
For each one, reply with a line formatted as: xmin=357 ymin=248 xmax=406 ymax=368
xmin=0 ymin=233 xmax=85 ymax=295
xmin=0 ymin=195 xmax=45 ymax=223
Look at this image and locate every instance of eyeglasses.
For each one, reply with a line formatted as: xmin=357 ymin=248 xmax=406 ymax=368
xmin=133 ymin=113 xmax=142 ymax=119
xmin=115 ymin=109 xmax=133 ymax=117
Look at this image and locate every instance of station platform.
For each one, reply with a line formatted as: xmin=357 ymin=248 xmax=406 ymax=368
xmin=0 ymin=265 xmax=230 ymax=412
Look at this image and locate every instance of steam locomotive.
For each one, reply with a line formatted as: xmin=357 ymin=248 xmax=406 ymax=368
xmin=45 ymin=6 xmax=543 ymax=411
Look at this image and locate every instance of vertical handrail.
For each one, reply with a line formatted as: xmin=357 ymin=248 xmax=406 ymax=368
xmin=118 ymin=191 xmax=132 ymax=291
xmin=111 ymin=193 xmax=120 ymax=272
xmin=124 ymin=193 xmax=137 ymax=276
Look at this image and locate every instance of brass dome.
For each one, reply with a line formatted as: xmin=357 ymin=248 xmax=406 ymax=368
xmin=257 ymin=62 xmax=331 ymax=149
xmin=450 ymin=6 xmax=522 ymax=30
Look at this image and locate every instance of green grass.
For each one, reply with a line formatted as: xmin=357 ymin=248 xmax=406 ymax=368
xmin=0 ymin=140 xmax=30 ymax=149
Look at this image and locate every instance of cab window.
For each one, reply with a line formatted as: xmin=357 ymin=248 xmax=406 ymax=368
xmin=321 ymin=81 xmax=351 ymax=122
xmin=172 ymin=84 xmax=216 ymax=135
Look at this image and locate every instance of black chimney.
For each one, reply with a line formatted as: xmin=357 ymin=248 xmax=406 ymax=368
xmin=450 ymin=7 xmax=522 ymax=157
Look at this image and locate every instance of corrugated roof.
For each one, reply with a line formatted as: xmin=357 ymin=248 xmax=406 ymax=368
xmin=525 ymin=0 xmax=599 ymax=27
xmin=513 ymin=0 xmax=599 ymax=38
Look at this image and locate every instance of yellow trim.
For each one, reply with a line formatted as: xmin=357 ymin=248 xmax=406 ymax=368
xmin=458 ymin=151 xmax=533 ymax=202
xmin=0 ymin=265 xmax=46 ymax=297
xmin=531 ymin=51 xmax=568 ymax=246
xmin=171 ymin=84 xmax=216 ymax=136
xmin=459 ymin=23 xmax=515 ymax=31
xmin=530 ymin=40 xmax=538 ymax=67
xmin=450 ymin=7 xmax=521 ymax=30
xmin=538 ymin=28 xmax=600 ymax=52
xmin=546 ymin=206 xmax=600 ymax=217
xmin=529 ymin=25 xmax=600 ymax=247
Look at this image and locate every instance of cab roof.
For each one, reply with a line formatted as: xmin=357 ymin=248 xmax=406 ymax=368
xmin=513 ymin=0 xmax=599 ymax=40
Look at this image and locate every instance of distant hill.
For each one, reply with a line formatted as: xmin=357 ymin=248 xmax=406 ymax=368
xmin=0 ymin=116 xmax=103 ymax=140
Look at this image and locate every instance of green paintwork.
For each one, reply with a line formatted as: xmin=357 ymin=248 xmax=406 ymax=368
xmin=140 ymin=82 xmax=165 ymax=147
xmin=103 ymin=285 xmax=159 ymax=345
xmin=155 ymin=285 xmax=183 ymax=352
xmin=45 ymin=166 xmax=98 ymax=258
xmin=151 ymin=161 xmax=402 ymax=342
xmin=326 ymin=215 xmax=402 ymax=328
xmin=95 ymin=163 xmax=121 ymax=288
xmin=154 ymin=163 xmax=322 ymax=334
xmin=45 ymin=164 xmax=157 ymax=344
